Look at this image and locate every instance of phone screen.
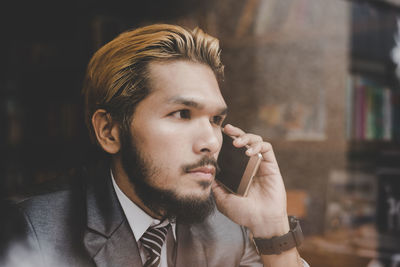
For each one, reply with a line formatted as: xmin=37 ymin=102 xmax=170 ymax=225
xmin=216 ymin=133 xmax=262 ymax=196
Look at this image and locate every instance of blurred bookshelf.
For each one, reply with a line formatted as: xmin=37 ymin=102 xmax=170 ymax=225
xmin=346 ymin=74 xmax=400 ymax=142
xmin=313 ymin=1 xmax=400 ymax=266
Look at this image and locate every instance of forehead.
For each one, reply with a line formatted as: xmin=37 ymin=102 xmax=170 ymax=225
xmin=145 ymin=60 xmax=226 ymax=108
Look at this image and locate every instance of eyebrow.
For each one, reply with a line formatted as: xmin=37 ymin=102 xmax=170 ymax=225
xmin=169 ymin=96 xmax=228 ymax=115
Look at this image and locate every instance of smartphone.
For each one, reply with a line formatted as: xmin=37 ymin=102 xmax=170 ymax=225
xmin=216 ymin=133 xmax=262 ymax=196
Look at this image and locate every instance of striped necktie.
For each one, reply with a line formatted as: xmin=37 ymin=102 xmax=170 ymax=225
xmin=140 ymin=223 xmax=170 ymax=267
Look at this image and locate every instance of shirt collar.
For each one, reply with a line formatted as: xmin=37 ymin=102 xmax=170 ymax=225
xmin=110 ymin=170 xmax=176 ymax=242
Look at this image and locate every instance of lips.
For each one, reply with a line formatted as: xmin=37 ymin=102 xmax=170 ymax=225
xmin=188 ymin=166 xmax=216 ymax=176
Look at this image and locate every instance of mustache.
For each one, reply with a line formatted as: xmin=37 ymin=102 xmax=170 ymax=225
xmin=182 ymin=157 xmax=220 ymax=175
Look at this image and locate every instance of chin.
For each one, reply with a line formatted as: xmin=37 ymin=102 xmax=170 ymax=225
xmin=180 ymin=188 xmax=212 ymax=201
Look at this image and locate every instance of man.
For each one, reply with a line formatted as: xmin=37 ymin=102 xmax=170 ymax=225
xmin=1 ymin=24 xmax=308 ymax=266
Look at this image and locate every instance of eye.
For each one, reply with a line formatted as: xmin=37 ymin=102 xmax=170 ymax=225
xmin=170 ymin=109 xmax=191 ymax=119
xmin=211 ymin=115 xmax=224 ymax=126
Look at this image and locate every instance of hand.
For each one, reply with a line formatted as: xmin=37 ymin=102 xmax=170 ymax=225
xmin=212 ymin=124 xmax=289 ymax=237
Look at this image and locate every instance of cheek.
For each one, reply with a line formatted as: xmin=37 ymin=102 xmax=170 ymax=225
xmin=214 ymin=131 xmax=223 ymax=156
xmin=134 ymin=122 xmax=186 ymax=168
xmin=144 ymin=120 xmax=189 ymax=148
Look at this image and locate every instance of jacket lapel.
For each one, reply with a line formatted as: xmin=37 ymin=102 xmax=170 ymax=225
xmin=83 ymin=164 xmax=142 ymax=266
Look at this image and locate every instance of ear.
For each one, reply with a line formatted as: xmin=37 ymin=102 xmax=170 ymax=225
xmin=91 ymin=109 xmax=121 ymax=154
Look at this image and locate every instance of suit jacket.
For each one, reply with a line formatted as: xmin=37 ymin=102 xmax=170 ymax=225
xmin=0 ymin=163 xmax=262 ymax=267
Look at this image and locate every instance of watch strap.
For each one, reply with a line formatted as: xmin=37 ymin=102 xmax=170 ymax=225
xmin=253 ymin=216 xmax=304 ymax=255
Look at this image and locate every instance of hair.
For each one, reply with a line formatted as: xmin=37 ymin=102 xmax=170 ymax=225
xmin=82 ymin=24 xmax=224 ymax=143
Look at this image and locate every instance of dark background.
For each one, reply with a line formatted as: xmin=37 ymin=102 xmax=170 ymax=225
xmin=0 ymin=0 xmax=217 ymax=197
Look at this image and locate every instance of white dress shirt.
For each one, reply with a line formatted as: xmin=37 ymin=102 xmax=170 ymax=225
xmin=111 ymin=172 xmax=176 ymax=267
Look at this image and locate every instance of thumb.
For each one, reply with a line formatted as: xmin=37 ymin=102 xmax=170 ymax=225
xmin=212 ymin=181 xmax=243 ymax=219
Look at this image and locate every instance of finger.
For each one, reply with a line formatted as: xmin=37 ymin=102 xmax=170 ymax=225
xmin=212 ymin=181 xmax=247 ymax=218
xmin=224 ymin=124 xmax=265 ymax=145
xmin=212 ymin=181 xmax=247 ymax=203
xmin=257 ymin=142 xmax=278 ymax=164
xmin=243 ymin=140 xmax=277 ymax=163
xmin=224 ymin=125 xmax=271 ymax=157
xmin=223 ymin=124 xmax=245 ymax=137
xmin=245 ymin=141 xmax=263 ymax=156
xmin=212 ymin=180 xmax=230 ymax=197
xmin=212 ymin=182 xmax=233 ymax=210
xmin=234 ymin=133 xmax=263 ymax=147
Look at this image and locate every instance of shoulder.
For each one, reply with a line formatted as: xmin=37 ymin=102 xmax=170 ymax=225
xmin=2 ymin=167 xmax=89 ymax=238
xmin=0 ymin=169 xmax=92 ymax=267
xmin=2 ymin=179 xmax=86 ymax=244
xmin=192 ymin=209 xmax=248 ymax=246
xmin=5 ymin=160 xmax=110 ymax=238
xmin=17 ymin=189 xmax=79 ymax=224
xmin=189 ymin=209 xmax=262 ymax=266
xmin=16 ymin=171 xmax=87 ymax=220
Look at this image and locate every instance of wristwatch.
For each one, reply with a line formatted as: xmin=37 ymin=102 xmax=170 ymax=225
xmin=252 ymin=216 xmax=304 ymax=255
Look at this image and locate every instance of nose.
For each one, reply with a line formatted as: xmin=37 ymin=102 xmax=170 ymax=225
xmin=193 ymin=119 xmax=221 ymax=156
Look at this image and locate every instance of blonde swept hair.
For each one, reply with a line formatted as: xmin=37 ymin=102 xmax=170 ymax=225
xmin=82 ymin=24 xmax=224 ymax=143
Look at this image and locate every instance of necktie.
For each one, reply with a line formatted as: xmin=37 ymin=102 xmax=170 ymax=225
xmin=140 ymin=223 xmax=170 ymax=267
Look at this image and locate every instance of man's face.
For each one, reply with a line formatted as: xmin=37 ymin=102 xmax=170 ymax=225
xmin=120 ymin=60 xmax=227 ymax=222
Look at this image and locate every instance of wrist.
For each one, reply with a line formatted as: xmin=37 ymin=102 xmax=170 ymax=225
xmin=252 ymin=216 xmax=304 ymax=255
xmin=248 ymin=213 xmax=289 ymax=238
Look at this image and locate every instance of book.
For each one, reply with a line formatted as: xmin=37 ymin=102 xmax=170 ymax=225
xmin=348 ymin=74 xmax=396 ymax=141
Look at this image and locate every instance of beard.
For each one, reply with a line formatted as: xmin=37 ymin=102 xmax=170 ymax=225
xmin=120 ymin=131 xmax=218 ymax=224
